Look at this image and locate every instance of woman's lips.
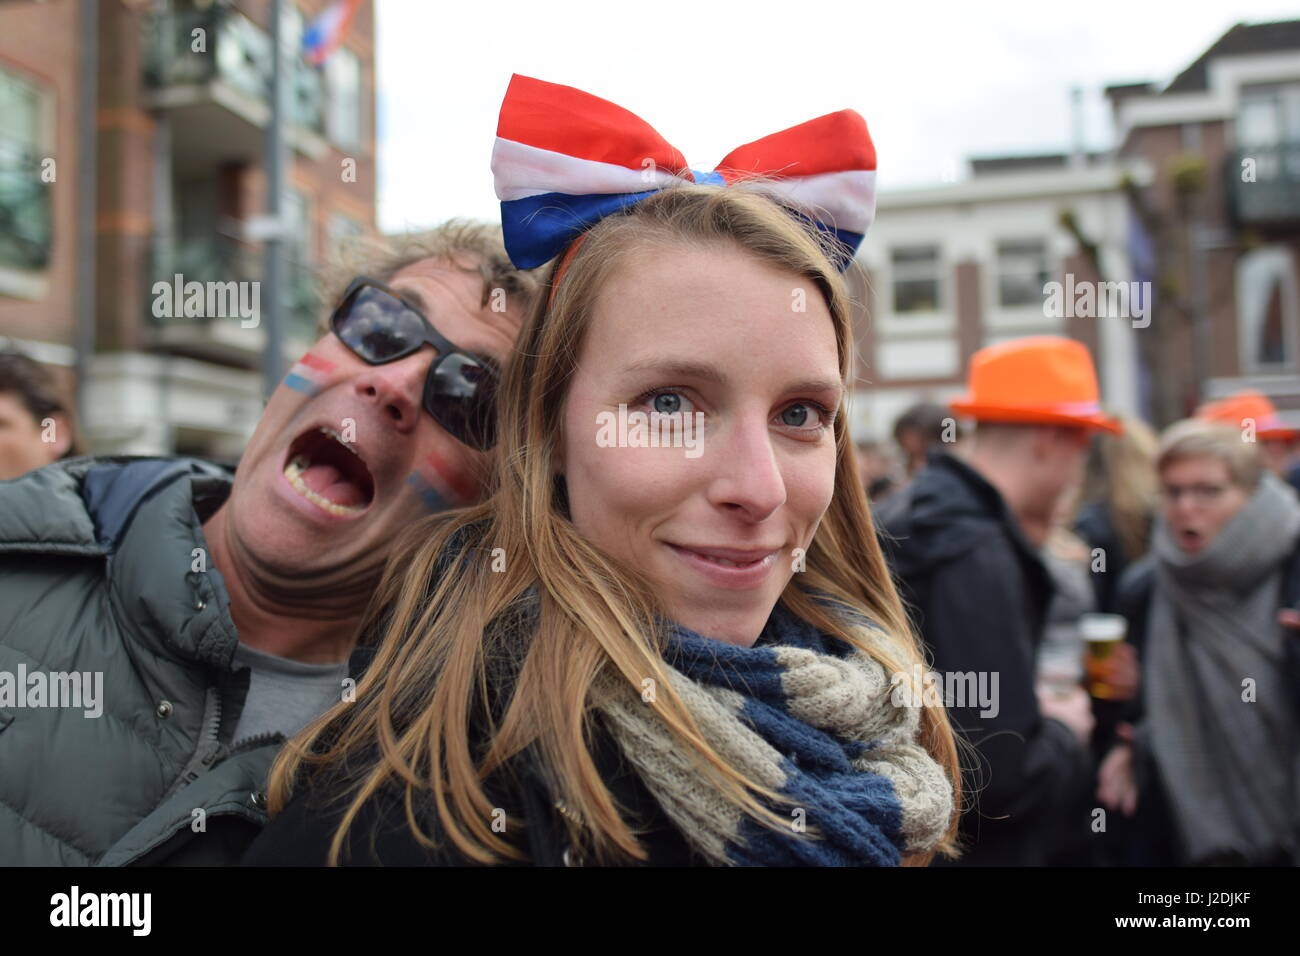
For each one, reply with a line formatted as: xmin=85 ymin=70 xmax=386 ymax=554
xmin=665 ymin=543 xmax=781 ymax=589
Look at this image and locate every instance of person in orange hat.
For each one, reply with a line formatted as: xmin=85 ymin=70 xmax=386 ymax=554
xmin=1196 ymin=390 xmax=1300 ymax=486
xmin=876 ymin=336 xmax=1122 ymax=866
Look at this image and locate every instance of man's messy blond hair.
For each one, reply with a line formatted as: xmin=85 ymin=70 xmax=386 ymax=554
xmin=316 ymin=219 xmax=542 ymax=333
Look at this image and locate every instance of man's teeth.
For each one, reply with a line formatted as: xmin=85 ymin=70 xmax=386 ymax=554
xmin=284 ymin=455 xmax=365 ymax=516
xmin=319 ymin=426 xmax=360 ymax=456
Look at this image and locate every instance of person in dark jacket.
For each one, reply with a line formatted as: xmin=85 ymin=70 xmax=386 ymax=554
xmin=0 ymin=222 xmax=538 ymax=865
xmin=246 ymin=79 xmax=962 ymax=868
xmin=1098 ymin=418 xmax=1300 ymax=866
xmin=877 ymin=336 xmax=1120 ymax=866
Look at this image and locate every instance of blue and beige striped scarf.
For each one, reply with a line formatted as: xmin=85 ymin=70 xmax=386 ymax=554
xmin=594 ymin=601 xmax=953 ymax=866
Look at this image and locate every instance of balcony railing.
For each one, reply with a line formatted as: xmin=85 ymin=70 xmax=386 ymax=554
xmin=1230 ymin=144 xmax=1300 ymax=227
xmin=286 ymin=259 xmax=324 ymax=342
xmin=143 ymin=4 xmax=325 ymax=136
xmin=0 ymin=148 xmax=53 ymax=271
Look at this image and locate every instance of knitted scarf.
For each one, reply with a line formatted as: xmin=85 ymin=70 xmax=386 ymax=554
xmin=591 ymin=601 xmax=953 ymax=866
xmin=1146 ymin=470 xmax=1300 ymax=864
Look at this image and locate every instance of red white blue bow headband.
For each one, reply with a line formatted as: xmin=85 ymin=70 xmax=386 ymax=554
xmin=490 ymin=74 xmax=877 ymax=271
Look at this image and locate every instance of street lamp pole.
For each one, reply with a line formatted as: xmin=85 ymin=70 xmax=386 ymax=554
xmin=262 ymin=0 xmax=289 ymax=400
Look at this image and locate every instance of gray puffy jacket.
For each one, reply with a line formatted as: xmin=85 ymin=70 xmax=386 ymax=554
xmin=0 ymin=456 xmax=282 ymax=865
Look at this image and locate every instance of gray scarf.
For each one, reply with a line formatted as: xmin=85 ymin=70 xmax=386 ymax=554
xmin=1146 ymin=470 xmax=1300 ymax=864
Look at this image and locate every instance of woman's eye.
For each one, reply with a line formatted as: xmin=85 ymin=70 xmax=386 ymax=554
xmin=779 ymin=402 xmax=829 ymax=430
xmin=639 ymin=389 xmax=696 ymax=417
xmin=781 ymin=404 xmax=810 ymax=427
xmin=652 ymin=392 xmax=683 ymax=415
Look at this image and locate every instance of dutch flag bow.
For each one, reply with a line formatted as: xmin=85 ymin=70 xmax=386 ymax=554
xmin=491 ymin=74 xmax=877 ymax=271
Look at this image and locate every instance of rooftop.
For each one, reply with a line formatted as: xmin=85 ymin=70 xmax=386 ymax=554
xmin=1166 ymin=19 xmax=1300 ymax=94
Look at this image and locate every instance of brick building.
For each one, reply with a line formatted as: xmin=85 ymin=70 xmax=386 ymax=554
xmin=0 ymin=0 xmax=83 ymax=397
xmin=1107 ymin=19 xmax=1300 ymax=427
xmin=849 ymin=154 xmax=1142 ymax=442
xmin=0 ymin=0 xmax=378 ymax=460
xmin=849 ymin=19 xmax=1300 ymax=445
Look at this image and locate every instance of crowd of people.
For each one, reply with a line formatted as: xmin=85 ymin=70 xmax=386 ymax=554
xmin=0 ymin=74 xmax=1297 ymax=868
xmin=869 ymin=375 xmax=1300 ymax=867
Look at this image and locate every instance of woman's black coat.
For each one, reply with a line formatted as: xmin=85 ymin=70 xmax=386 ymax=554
xmin=242 ymin=644 xmax=702 ymax=867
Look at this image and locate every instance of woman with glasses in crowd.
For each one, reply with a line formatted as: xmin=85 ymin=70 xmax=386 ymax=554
xmin=245 ymin=75 xmax=960 ymax=867
xmin=1099 ymin=418 xmax=1300 ymax=866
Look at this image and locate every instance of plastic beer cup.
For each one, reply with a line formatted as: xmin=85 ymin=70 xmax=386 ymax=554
xmin=1080 ymin=613 xmax=1126 ymax=699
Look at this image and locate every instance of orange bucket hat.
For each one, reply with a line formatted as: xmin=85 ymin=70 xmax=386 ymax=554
xmin=948 ymin=336 xmax=1122 ymax=434
xmin=1196 ymin=390 xmax=1300 ymax=441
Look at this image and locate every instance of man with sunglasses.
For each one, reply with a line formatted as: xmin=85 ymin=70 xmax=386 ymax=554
xmin=0 ymin=221 xmax=539 ymax=865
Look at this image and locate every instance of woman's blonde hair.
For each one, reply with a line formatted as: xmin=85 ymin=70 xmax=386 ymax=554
xmin=1081 ymin=413 xmax=1159 ymax=561
xmin=268 ymin=183 xmax=961 ymax=865
xmin=1157 ymin=418 xmax=1264 ymax=491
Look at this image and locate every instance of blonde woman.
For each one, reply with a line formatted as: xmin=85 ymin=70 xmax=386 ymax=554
xmin=246 ymin=76 xmax=959 ymax=867
xmin=1074 ymin=413 xmax=1159 ymax=614
xmin=1101 ymin=420 xmax=1300 ymax=865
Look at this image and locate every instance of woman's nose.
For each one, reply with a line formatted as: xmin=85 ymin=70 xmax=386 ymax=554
xmin=704 ymin=416 xmax=787 ymax=522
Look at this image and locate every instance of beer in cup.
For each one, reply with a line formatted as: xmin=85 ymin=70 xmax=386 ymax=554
xmin=1080 ymin=613 xmax=1126 ymax=699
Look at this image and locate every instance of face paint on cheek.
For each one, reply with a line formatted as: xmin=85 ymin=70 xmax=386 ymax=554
xmin=282 ymin=352 xmax=337 ymax=397
xmin=404 ymin=452 xmax=479 ymax=512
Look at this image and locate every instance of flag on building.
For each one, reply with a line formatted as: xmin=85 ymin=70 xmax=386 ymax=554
xmin=302 ymin=0 xmax=364 ymax=67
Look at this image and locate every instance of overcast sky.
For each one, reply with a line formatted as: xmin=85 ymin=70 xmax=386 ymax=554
xmin=374 ymin=0 xmax=1300 ymax=234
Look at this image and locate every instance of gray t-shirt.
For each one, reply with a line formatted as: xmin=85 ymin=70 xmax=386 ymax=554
xmin=230 ymin=642 xmax=349 ymax=747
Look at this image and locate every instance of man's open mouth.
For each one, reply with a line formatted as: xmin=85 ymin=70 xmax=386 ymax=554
xmin=283 ymin=426 xmax=376 ymax=516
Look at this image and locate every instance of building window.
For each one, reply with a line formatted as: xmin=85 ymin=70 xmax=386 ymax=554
xmin=0 ymin=65 xmax=53 ymax=271
xmin=285 ymin=5 xmax=324 ymax=135
xmin=1238 ymin=83 xmax=1300 ymax=147
xmin=326 ymin=48 xmax=362 ymax=151
xmin=327 ymin=213 xmax=365 ymax=257
xmin=283 ymin=5 xmax=304 ymax=50
xmin=284 ymin=189 xmax=320 ymax=339
xmin=214 ymin=9 xmax=272 ymax=103
xmin=891 ymin=245 xmax=941 ymax=313
xmin=1236 ymin=247 xmax=1298 ymax=372
xmin=996 ymin=238 xmax=1050 ymax=308
xmin=284 ymin=189 xmax=313 ymax=260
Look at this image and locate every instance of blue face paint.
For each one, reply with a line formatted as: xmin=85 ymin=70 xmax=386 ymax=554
xmin=405 ymin=452 xmax=475 ymax=513
xmin=405 ymin=471 xmax=451 ymax=512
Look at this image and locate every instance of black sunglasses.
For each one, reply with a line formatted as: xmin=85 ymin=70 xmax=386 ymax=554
xmin=328 ymin=276 xmax=499 ymax=450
